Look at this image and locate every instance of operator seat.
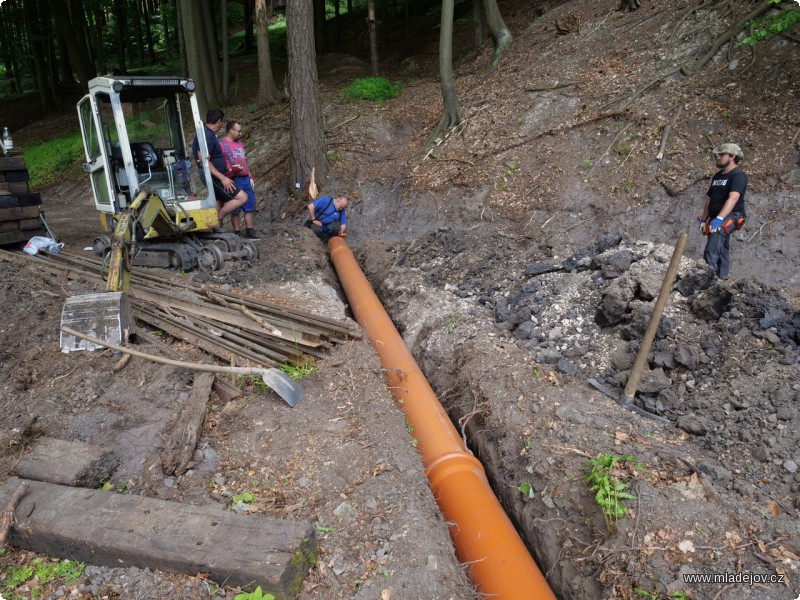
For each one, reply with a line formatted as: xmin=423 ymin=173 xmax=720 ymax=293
xmin=130 ymin=142 xmax=162 ymax=173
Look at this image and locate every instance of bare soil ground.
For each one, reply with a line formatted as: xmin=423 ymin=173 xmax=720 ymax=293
xmin=2 ymin=1 xmax=800 ymax=599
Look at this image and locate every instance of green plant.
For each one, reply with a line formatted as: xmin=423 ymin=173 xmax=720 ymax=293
xmin=234 ymin=586 xmax=275 ymax=600
xmin=518 ymin=482 xmax=534 ymax=500
xmin=740 ymin=2 xmax=800 ymax=45
xmin=634 ymin=589 xmax=691 ymax=600
xmin=585 ymin=452 xmax=642 ymax=532
xmin=504 ymin=161 xmax=518 ymax=174
xmin=1 ymin=558 xmax=84 ymax=594
xmin=314 ymin=524 xmax=333 ymax=533
xmin=233 ymin=491 xmax=258 ymax=504
xmin=345 ymin=77 xmax=403 ymax=103
xmin=444 ymin=314 xmax=461 ymax=335
xmin=101 ymin=479 xmax=130 ymax=493
xmin=279 ymin=357 xmax=318 ymax=380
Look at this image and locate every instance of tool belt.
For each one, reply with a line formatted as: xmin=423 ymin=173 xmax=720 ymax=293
xmin=703 ymin=212 xmax=745 ymax=235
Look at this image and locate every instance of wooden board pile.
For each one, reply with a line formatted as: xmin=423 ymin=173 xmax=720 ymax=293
xmin=0 ymin=149 xmax=45 ymax=245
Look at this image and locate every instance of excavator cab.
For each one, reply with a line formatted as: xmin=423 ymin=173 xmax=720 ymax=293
xmin=75 ymin=75 xmax=257 ymax=273
xmin=62 ymin=76 xmax=258 ymax=352
xmin=77 ymin=76 xmax=218 ymax=239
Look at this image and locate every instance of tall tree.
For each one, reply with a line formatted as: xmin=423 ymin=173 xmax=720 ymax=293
xmin=114 ymin=0 xmax=128 ymax=72
xmin=255 ymin=0 xmax=281 ymax=106
xmin=430 ymin=0 xmax=461 ymax=140
xmin=178 ymin=0 xmax=223 ymax=114
xmin=472 ymin=0 xmax=483 ymax=49
xmin=313 ymin=0 xmax=327 ymax=55
xmin=244 ymin=0 xmax=255 ymax=52
xmin=287 ymin=0 xmax=327 ymax=189
xmin=24 ymin=0 xmax=57 ymax=112
xmin=367 ymin=0 xmax=379 ymax=75
xmin=51 ymin=0 xmax=96 ymax=89
xmin=483 ymin=0 xmax=511 ymax=69
xmin=221 ymin=0 xmax=229 ymax=100
xmin=143 ymin=0 xmax=157 ymax=64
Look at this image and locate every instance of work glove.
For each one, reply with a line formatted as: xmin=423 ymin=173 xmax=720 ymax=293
xmin=709 ymin=216 xmax=725 ymax=232
xmin=698 ymin=219 xmax=708 ymax=235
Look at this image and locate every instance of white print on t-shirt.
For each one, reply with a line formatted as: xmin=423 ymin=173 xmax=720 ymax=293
xmin=711 ymin=180 xmax=728 ymax=186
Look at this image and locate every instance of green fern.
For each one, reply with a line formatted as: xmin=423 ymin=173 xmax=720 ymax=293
xmin=346 ymin=77 xmax=403 ymax=103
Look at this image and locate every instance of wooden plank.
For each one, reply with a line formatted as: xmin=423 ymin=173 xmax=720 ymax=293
xmin=0 ymin=205 xmax=39 ymax=222
xmin=18 ymin=218 xmax=40 ymax=229
xmin=3 ymin=169 xmax=30 ymax=183
xmin=161 ymin=373 xmax=213 ymax=476
xmin=0 ymin=221 xmax=19 ymax=232
xmin=0 ymin=228 xmax=45 ymax=245
xmin=0 ymin=156 xmax=25 ymax=170
xmin=14 ymin=438 xmax=118 ymax=488
xmin=0 ymin=182 xmax=28 ymax=195
xmin=0 ymin=478 xmax=316 ymax=598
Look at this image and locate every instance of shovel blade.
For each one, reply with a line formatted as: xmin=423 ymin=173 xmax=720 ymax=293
xmin=262 ymin=368 xmax=304 ymax=407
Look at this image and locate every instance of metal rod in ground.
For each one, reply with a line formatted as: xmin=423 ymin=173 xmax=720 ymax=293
xmin=623 ymin=232 xmax=688 ymax=400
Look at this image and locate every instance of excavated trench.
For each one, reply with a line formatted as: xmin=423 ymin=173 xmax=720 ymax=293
xmin=341 ymin=182 xmax=800 ymax=600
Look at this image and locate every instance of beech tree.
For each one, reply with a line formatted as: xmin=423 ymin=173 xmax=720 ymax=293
xmin=430 ymin=0 xmax=461 ymax=141
xmin=177 ymin=0 xmax=223 ymax=114
xmin=255 ymin=0 xmax=281 ymax=106
xmin=286 ymin=0 xmax=327 ymax=189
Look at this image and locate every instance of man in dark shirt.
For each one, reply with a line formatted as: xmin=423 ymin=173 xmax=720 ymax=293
xmin=698 ymin=143 xmax=748 ymax=279
xmin=192 ymin=108 xmax=248 ymax=228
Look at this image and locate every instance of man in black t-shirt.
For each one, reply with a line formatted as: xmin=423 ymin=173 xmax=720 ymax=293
xmin=698 ymin=143 xmax=748 ymax=279
xmin=192 ymin=108 xmax=248 ymax=228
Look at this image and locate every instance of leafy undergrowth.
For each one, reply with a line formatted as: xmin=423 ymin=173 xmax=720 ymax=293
xmin=0 ymin=551 xmax=84 ymax=600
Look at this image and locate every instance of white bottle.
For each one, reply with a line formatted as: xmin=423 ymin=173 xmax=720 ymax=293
xmin=2 ymin=127 xmax=12 ymax=152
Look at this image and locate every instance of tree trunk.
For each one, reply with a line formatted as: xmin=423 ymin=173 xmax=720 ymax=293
xmin=313 ymin=0 xmax=326 ymax=55
xmin=256 ymin=0 xmax=281 ymax=106
xmin=367 ymin=0 xmax=379 ymax=75
xmin=114 ymin=0 xmax=128 ymax=72
xmin=51 ymin=0 xmax=95 ymax=90
xmin=57 ymin=30 xmax=75 ymax=87
xmin=179 ymin=0 xmax=223 ymax=114
xmin=91 ymin=5 xmax=107 ymax=74
xmin=472 ymin=0 xmax=483 ymax=49
xmin=483 ymin=0 xmax=511 ymax=69
xmin=131 ymin=0 xmax=146 ymax=66
xmin=333 ymin=0 xmax=340 ymax=44
xmin=244 ymin=0 xmax=254 ymax=51
xmin=221 ymin=0 xmax=229 ymax=100
xmin=287 ymin=0 xmax=327 ymax=190
xmin=175 ymin=0 xmax=188 ymax=76
xmin=25 ymin=0 xmax=56 ymax=112
xmin=163 ymin=0 xmax=172 ymax=60
xmin=143 ymin=0 xmax=157 ymax=63
xmin=430 ymin=0 xmax=461 ymax=142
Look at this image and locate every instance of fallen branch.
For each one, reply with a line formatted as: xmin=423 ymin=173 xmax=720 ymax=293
xmin=495 ymin=110 xmax=625 ymax=155
xmin=526 ymin=81 xmax=582 ymax=92
xmin=682 ymin=0 xmax=776 ymax=76
xmin=584 ymin=124 xmax=632 ymax=182
xmin=657 ymin=105 xmax=683 ymax=160
xmin=161 ymin=373 xmax=214 ymax=476
xmin=0 ymin=481 xmax=28 ymax=547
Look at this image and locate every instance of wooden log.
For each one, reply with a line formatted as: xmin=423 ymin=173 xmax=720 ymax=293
xmin=0 ymin=221 xmax=19 ymax=232
xmin=161 ymin=372 xmax=213 ymax=476
xmin=0 ymin=228 xmax=44 ymax=245
xmin=18 ymin=218 xmax=40 ymax=229
xmin=0 ymin=156 xmax=26 ymax=170
xmin=0 ymin=478 xmax=316 ymax=598
xmin=0 ymin=482 xmax=28 ymax=547
xmin=14 ymin=437 xmax=118 ymax=488
xmin=0 ymin=182 xmax=28 ymax=195
xmin=0 ymin=205 xmax=39 ymax=222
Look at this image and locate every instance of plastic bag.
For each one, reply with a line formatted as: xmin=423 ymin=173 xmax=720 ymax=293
xmin=23 ymin=236 xmax=64 ymax=256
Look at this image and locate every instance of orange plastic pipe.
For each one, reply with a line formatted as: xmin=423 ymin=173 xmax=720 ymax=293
xmin=328 ymin=237 xmax=556 ymax=600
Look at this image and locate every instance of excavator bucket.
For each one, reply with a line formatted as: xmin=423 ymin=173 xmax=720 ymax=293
xmin=60 ymin=292 xmax=134 ymax=353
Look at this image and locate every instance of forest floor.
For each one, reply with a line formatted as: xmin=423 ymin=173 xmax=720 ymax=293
xmin=1 ymin=0 xmax=800 ymax=599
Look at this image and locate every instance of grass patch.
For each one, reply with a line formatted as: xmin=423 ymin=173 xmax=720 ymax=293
xmin=279 ymin=357 xmax=318 ymax=380
xmin=24 ymin=133 xmax=85 ymax=188
xmin=346 ymin=77 xmax=403 ymax=103
xmin=1 ymin=557 xmax=84 ymax=597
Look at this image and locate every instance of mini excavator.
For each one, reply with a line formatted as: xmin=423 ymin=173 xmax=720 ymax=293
xmin=61 ymin=76 xmax=258 ymax=351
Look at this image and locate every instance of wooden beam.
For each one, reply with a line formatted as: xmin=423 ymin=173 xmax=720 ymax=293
xmin=0 ymin=478 xmax=316 ymax=598
xmin=161 ymin=372 xmax=213 ymax=476
xmin=14 ymin=437 xmax=118 ymax=488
